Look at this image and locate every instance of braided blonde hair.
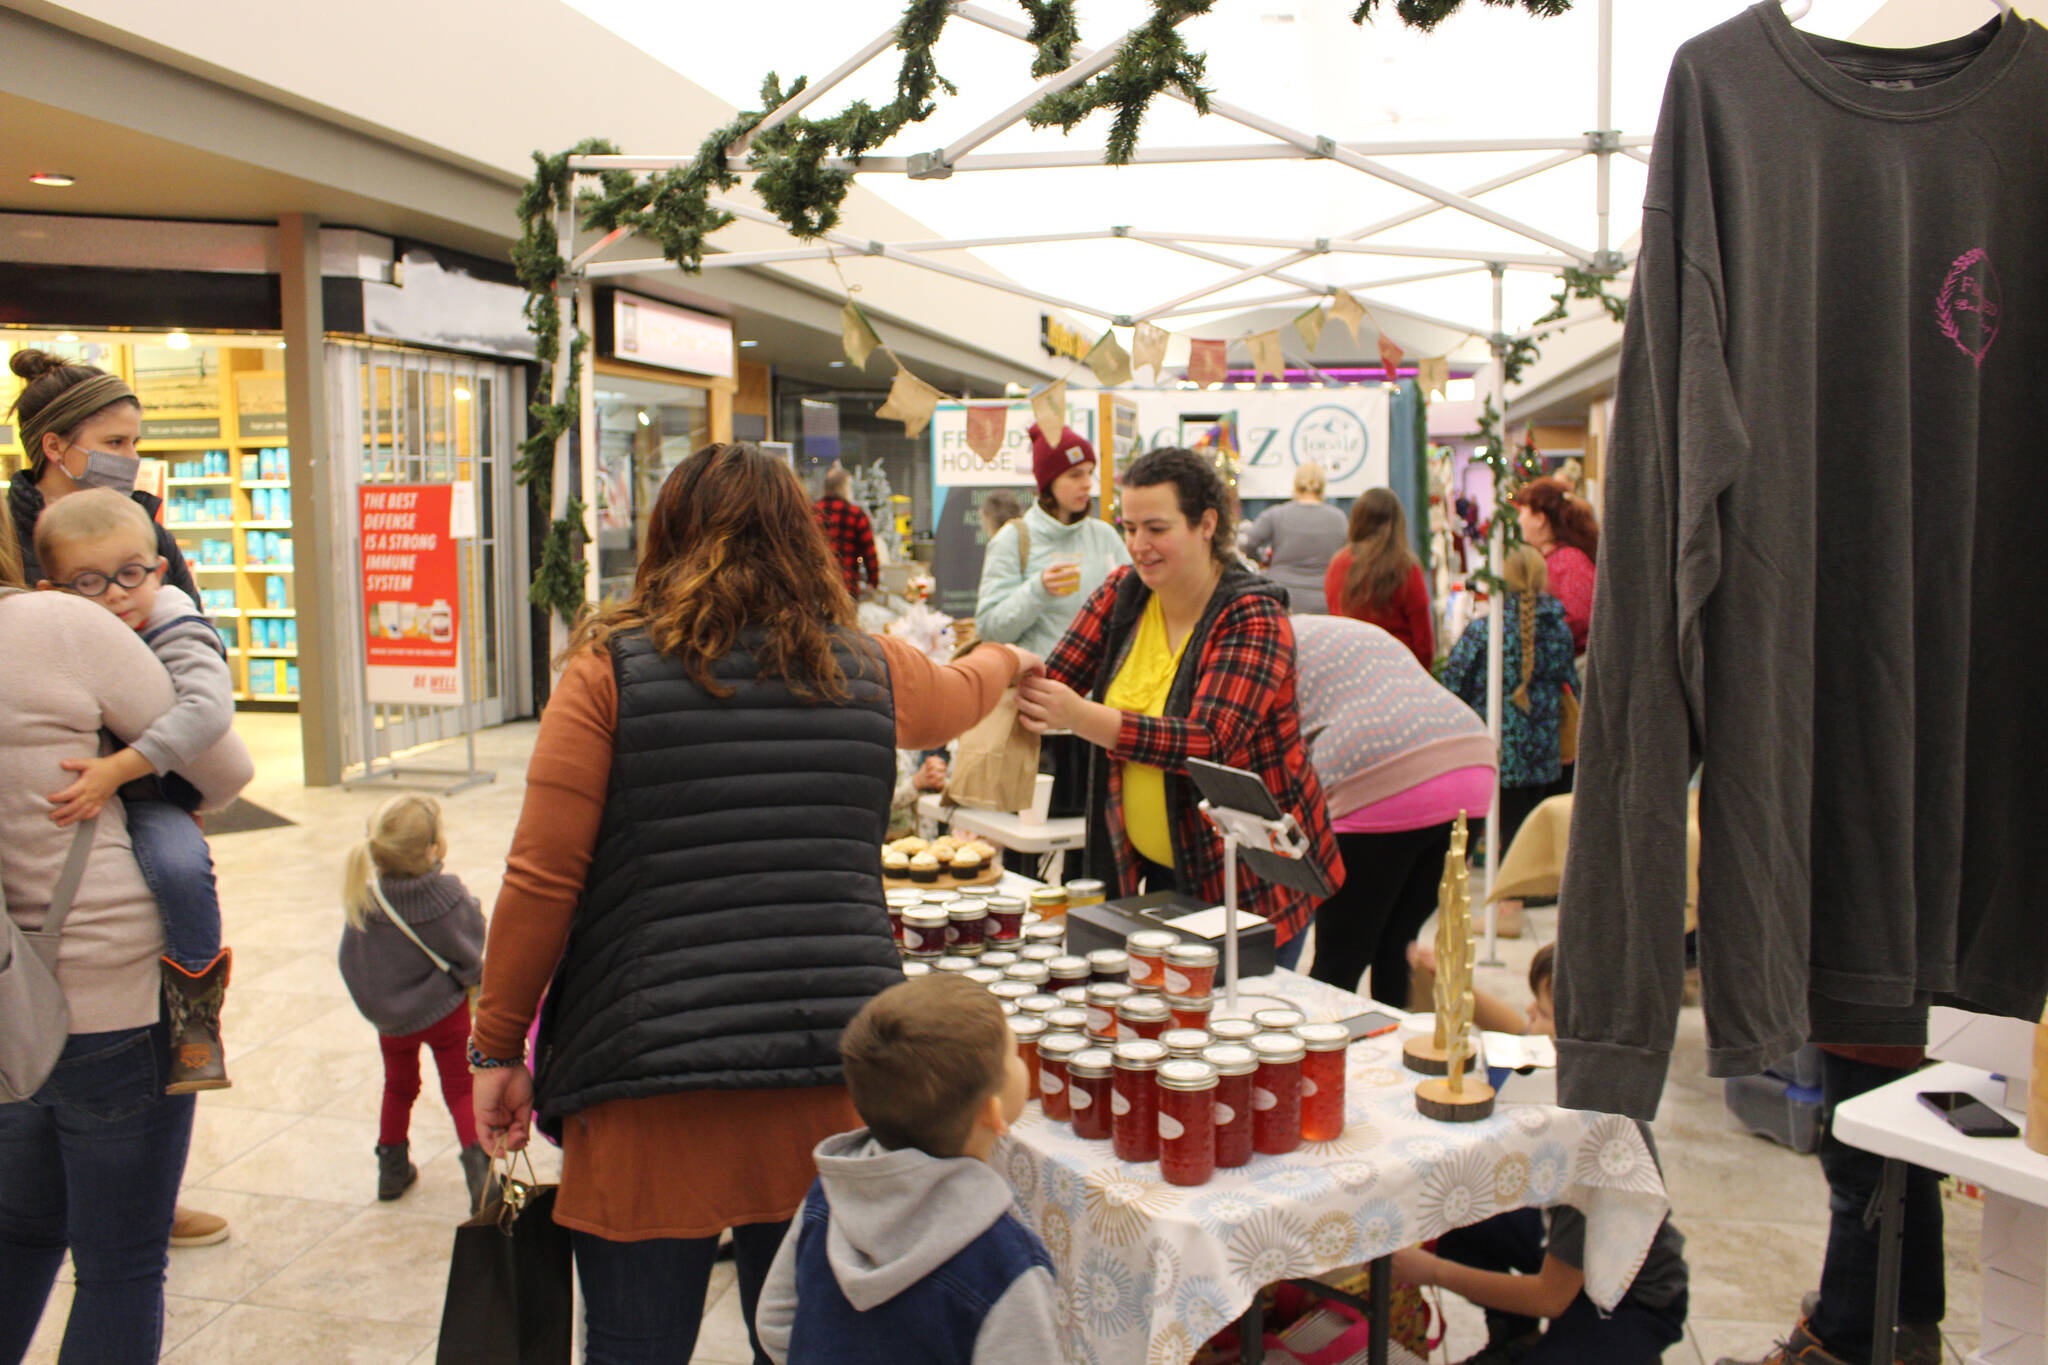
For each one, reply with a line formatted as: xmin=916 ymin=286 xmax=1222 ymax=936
xmin=1502 ymin=545 xmax=1548 ymax=712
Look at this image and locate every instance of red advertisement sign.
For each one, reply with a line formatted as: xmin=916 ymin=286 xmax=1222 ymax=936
xmin=361 ymin=484 xmax=462 ymax=705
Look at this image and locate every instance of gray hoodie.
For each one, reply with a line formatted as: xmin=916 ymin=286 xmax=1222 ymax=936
xmin=756 ymin=1130 xmax=1060 ymax=1365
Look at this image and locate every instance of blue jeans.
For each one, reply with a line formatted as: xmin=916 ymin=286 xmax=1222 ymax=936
xmin=124 ymin=797 xmax=221 ymax=972
xmin=571 ymin=1219 xmax=790 ymax=1365
xmin=0 ymin=1022 xmax=196 ymax=1365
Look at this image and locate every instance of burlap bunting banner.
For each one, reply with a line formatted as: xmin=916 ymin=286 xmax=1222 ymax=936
xmin=1132 ymin=322 xmax=1170 ymax=380
xmin=1186 ymin=338 xmax=1227 ymax=388
xmin=1247 ymin=329 xmax=1286 ymax=383
xmin=1029 ymin=379 xmax=1067 ymax=437
xmin=841 ymin=301 xmax=882 ymax=371
xmin=1086 ymin=330 xmax=1133 ymax=388
xmin=876 ymin=365 xmax=946 ymax=438
xmin=1378 ymin=333 xmax=1405 ymax=383
xmin=1329 ymin=290 xmax=1367 ymax=341
xmin=1293 ymin=304 xmax=1326 ymax=353
xmin=966 ymin=405 xmax=1008 ymax=462
xmin=1417 ymin=356 xmax=1451 ymax=400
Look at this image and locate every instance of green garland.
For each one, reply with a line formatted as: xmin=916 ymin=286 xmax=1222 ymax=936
xmin=1502 ymin=266 xmax=1628 ymax=386
xmin=1351 ymin=0 xmax=1571 ymax=32
xmin=1027 ymin=0 xmax=1217 ymax=165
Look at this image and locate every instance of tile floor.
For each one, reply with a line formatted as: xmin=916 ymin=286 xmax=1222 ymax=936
xmin=21 ymin=714 xmax=1983 ymax=1364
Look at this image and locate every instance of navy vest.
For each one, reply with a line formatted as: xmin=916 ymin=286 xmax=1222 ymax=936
xmin=785 ymin=1182 xmax=1054 ymax=1364
xmin=533 ymin=626 xmax=906 ymax=1134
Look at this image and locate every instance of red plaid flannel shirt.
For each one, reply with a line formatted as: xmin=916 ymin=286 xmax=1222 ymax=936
xmin=1047 ymin=566 xmax=1344 ymax=943
xmin=815 ymin=496 xmax=879 ymax=595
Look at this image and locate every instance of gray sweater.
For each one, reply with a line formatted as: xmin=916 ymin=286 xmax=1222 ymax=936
xmin=1557 ymin=5 xmax=2048 ymax=1120
xmin=338 ymin=869 xmax=486 ymax=1036
xmin=1243 ymin=500 xmax=1349 ymax=613
xmin=132 ymin=585 xmax=235 ymax=778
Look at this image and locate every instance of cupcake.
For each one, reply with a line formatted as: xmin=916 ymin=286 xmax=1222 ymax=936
xmin=882 ymin=849 xmax=911 ymax=878
xmin=968 ymin=839 xmax=999 ymax=863
xmin=890 ymin=836 xmax=930 ymax=856
xmin=908 ymin=852 xmax=942 ymax=884
xmin=949 ymin=847 xmax=985 ymax=877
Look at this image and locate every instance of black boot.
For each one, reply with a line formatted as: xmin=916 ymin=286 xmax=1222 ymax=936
xmin=162 ymin=949 xmax=232 ymax=1094
xmin=376 ymin=1142 xmax=418 ymax=1201
xmin=459 ymin=1144 xmax=495 ymax=1215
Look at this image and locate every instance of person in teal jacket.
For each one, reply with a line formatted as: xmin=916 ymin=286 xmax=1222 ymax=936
xmin=973 ymin=425 xmax=1129 ymax=660
xmin=1442 ymin=544 xmax=1575 ymax=854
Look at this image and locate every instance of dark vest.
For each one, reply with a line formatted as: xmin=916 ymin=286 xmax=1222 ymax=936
xmin=533 ymin=626 xmax=906 ymax=1134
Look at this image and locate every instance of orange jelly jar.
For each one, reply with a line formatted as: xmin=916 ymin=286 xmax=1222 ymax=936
xmin=1250 ymin=1033 xmax=1305 ymax=1156
xmin=1294 ymin=1022 xmax=1350 ymax=1142
xmin=1157 ymin=1060 xmax=1219 ymax=1187
xmin=1036 ymin=1033 xmax=1088 ymax=1122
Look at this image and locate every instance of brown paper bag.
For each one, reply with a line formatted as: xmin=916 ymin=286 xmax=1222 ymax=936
xmin=942 ymin=687 xmax=1042 ymax=813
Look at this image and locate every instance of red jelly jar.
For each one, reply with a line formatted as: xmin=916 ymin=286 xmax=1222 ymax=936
xmin=1003 ymin=962 xmax=1052 ymax=988
xmin=1250 ymin=1033 xmax=1306 ymax=1156
xmin=1166 ymin=994 xmax=1215 ymax=1031
xmin=1209 ymin=1017 xmax=1261 ymax=1046
xmin=965 ymin=967 xmax=1004 ymax=987
xmin=988 ymin=981 xmax=1038 ymax=1009
xmin=1019 ymin=944 xmax=1063 ymax=964
xmin=900 ymin=908 xmax=948 ymax=959
xmin=979 ymin=950 xmax=1020 ymax=971
xmin=1294 ymin=1023 xmax=1350 ymax=1142
xmin=1046 ymin=1007 xmax=1091 ymax=1037
xmin=1085 ymin=983 xmax=1135 ymax=1040
xmin=900 ymin=961 xmax=931 ymax=978
xmin=1111 ymin=1040 xmax=1168 ymax=1162
xmin=1067 ymin=1048 xmax=1115 ymax=1140
xmin=1125 ymin=930 xmax=1179 ymax=992
xmin=1055 ymin=986 xmax=1090 ymax=1007
xmin=987 ymin=897 xmax=1028 ymax=945
xmin=1017 ymin=994 xmax=1062 ymax=1019
xmin=1036 ymin=1033 xmax=1089 ymax=1122
xmin=1024 ymin=922 xmax=1067 ymax=951
xmin=946 ymin=904 xmax=988 ymax=954
xmin=1162 ymin=1028 xmax=1213 ymax=1061
xmin=1087 ymin=949 xmax=1131 ymax=986
xmin=1158 ymin=1060 xmax=1219 ymax=1187
xmin=1161 ymin=943 xmax=1219 ymax=998
xmin=1202 ymin=1044 xmax=1258 ymax=1168
xmin=1047 ymin=955 xmax=1093 ymax=991
xmin=1116 ymin=995 xmax=1172 ymax=1042
xmin=1009 ymin=1015 xmax=1048 ymax=1100
xmin=1252 ymin=1007 xmax=1306 ymax=1033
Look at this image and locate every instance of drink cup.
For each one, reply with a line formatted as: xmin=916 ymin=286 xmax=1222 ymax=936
xmin=1048 ymin=555 xmax=1082 ymax=596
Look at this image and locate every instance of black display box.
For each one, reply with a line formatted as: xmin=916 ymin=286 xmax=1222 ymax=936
xmin=1063 ymin=891 xmax=1277 ymax=979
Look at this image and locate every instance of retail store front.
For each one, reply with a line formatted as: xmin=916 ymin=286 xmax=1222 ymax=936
xmin=593 ymin=372 xmax=710 ymax=602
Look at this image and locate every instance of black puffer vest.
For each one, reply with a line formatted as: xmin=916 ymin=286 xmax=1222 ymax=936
xmin=533 ymin=625 xmax=906 ymax=1136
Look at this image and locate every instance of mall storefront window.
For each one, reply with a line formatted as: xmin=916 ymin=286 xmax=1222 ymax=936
xmin=594 ymin=377 xmax=711 ymax=601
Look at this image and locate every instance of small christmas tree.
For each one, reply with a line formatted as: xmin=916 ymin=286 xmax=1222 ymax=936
xmin=848 ymin=460 xmax=903 ymax=562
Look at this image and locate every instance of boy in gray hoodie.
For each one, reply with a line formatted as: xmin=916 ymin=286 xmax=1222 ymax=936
xmin=36 ymin=489 xmax=241 ymax=1093
xmin=756 ymin=973 xmax=1060 ymax=1365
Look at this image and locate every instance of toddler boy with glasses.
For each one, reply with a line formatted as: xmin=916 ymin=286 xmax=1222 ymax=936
xmin=35 ymin=488 xmax=238 ymax=1093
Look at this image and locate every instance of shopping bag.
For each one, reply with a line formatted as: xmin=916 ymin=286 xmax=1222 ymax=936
xmin=436 ymin=1155 xmax=573 ymax=1365
xmin=942 ymin=685 xmax=1042 ymax=813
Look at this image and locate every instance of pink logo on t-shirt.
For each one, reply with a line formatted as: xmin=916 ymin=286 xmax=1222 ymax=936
xmin=1937 ymin=248 xmax=2001 ymax=367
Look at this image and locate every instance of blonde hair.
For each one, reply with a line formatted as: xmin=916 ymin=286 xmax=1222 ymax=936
xmin=0 ymin=498 xmax=21 ymax=589
xmin=1502 ymin=544 xmax=1548 ymax=713
xmin=342 ymin=794 xmax=446 ymax=930
xmin=1292 ymin=462 xmax=1327 ymax=498
xmin=33 ymin=488 xmax=156 ymax=580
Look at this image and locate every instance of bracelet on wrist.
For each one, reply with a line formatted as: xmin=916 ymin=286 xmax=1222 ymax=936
xmin=466 ymin=1040 xmax=523 ymax=1071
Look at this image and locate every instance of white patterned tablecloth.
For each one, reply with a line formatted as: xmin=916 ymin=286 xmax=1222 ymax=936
xmin=994 ymin=971 xmax=1671 ymax=1365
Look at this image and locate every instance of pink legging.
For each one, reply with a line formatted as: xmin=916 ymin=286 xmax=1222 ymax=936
xmin=377 ymin=1001 xmax=478 ymax=1149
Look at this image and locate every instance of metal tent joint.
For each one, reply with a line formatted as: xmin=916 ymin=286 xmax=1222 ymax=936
xmin=1584 ymin=128 xmax=1623 ymax=153
xmin=908 ymin=150 xmax=954 ymax=180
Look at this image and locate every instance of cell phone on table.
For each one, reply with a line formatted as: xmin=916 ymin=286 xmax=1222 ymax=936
xmin=1917 ymin=1090 xmax=2021 ymax=1138
xmin=1340 ymin=1009 xmax=1401 ymax=1041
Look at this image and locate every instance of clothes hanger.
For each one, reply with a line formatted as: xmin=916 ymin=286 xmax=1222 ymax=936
xmin=1782 ymin=0 xmax=2011 ymax=20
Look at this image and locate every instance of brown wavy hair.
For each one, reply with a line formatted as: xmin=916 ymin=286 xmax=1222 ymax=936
xmin=1514 ymin=476 xmax=1599 ymax=561
xmin=1341 ymin=488 xmax=1417 ymax=612
xmin=568 ymin=442 xmax=865 ymax=702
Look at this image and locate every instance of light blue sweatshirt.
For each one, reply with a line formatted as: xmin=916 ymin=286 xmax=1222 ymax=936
xmin=973 ymin=503 xmax=1129 ymax=658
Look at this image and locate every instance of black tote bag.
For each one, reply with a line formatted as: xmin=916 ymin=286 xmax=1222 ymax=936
xmin=436 ymin=1163 xmax=574 ymax=1365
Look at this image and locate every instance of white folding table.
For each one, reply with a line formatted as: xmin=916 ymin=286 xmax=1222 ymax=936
xmin=916 ymin=794 xmax=1087 ymax=884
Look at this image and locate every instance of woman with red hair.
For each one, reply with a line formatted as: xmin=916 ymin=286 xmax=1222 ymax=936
xmin=1513 ymin=476 xmax=1599 ymax=655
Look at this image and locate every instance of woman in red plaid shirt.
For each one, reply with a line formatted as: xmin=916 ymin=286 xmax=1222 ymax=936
xmin=1016 ymin=448 xmax=1342 ymax=962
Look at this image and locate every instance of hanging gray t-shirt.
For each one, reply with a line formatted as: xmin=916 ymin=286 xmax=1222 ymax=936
xmin=1558 ymin=5 xmax=2048 ymax=1119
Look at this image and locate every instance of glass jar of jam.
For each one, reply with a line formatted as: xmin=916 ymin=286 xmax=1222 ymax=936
xmin=1111 ymin=1040 xmax=1168 ymax=1162
xmin=1017 ymin=994 xmax=1062 ymax=1019
xmin=1250 ymin=1033 xmax=1306 ymax=1156
xmin=946 ymin=904 xmax=988 ymax=954
xmin=1018 ymin=944 xmax=1063 ymax=964
xmin=979 ymin=950 xmax=1019 ymax=971
xmin=965 ymin=967 xmax=1004 ymax=987
xmin=1046 ymin=1006 xmax=1092 ymax=1037
xmin=1084 ymin=983 xmax=1136 ymax=1040
xmin=935 ymin=956 xmax=976 ymax=975
xmin=1294 ymin=1023 xmax=1350 ymax=1142
xmin=900 ymin=908 xmax=948 ymax=959
xmin=1158 ymin=1060 xmax=1219 ymax=1187
xmin=1009 ymin=1015 xmax=1048 ymax=1099
xmin=1067 ymin=1048 xmax=1114 ymax=1139
xmin=900 ymin=961 xmax=932 ymax=978
xmin=919 ymin=890 xmax=961 ymax=907
xmin=1251 ymin=1007 xmax=1306 ymax=1033
xmin=1087 ymin=949 xmax=1131 ymax=986
xmin=1024 ymin=921 xmax=1067 ymax=950
xmin=1161 ymin=1028 xmax=1212 ymax=1061
xmin=1055 ymin=986 xmax=1090 ymax=1007
xmin=1066 ymin=878 xmax=1107 ymax=908
xmin=1161 ymin=943 xmax=1220 ymax=998
xmin=1202 ymin=1044 xmax=1258 ymax=1168
xmin=986 ymin=896 xmax=1028 ymax=946
xmin=1125 ymin=930 xmax=1179 ymax=991
xmin=1003 ymin=962 xmax=1052 ymax=988
xmin=1116 ymin=995 xmax=1172 ymax=1042
xmin=1046 ymin=955 xmax=1092 ymax=991
xmin=1029 ymin=886 xmax=1070 ymax=920
xmin=988 ymin=981 xmax=1038 ymax=1008
xmin=1036 ymin=1033 xmax=1089 ymax=1122
xmin=1166 ymin=994 xmax=1215 ymax=1031
xmin=1209 ymin=1017 xmax=1261 ymax=1045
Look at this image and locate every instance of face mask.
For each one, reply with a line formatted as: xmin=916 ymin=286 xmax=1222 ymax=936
xmin=64 ymin=445 xmax=141 ymax=496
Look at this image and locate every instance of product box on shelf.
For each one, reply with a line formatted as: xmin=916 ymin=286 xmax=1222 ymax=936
xmin=1063 ymin=891 xmax=1277 ymax=979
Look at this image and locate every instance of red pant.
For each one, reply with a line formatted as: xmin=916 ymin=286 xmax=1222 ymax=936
xmin=377 ymin=1001 xmax=478 ymax=1149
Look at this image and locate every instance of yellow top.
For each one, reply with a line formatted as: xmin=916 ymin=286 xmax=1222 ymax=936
xmin=1104 ymin=596 xmax=1192 ymax=869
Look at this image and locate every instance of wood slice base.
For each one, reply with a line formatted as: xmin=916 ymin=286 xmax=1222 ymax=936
xmin=1416 ymin=1075 xmax=1496 ymax=1123
xmin=1402 ymin=1036 xmax=1450 ymax=1076
xmin=881 ymin=862 xmax=1003 ymax=891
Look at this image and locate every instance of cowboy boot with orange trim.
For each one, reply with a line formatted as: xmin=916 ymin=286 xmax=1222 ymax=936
xmin=162 ymin=948 xmax=232 ymax=1094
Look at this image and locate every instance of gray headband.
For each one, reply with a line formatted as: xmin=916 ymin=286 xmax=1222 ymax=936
xmin=17 ymin=372 xmax=137 ymax=466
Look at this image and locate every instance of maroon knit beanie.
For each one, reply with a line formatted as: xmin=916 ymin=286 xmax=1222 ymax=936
xmin=1030 ymin=423 xmax=1096 ymax=496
